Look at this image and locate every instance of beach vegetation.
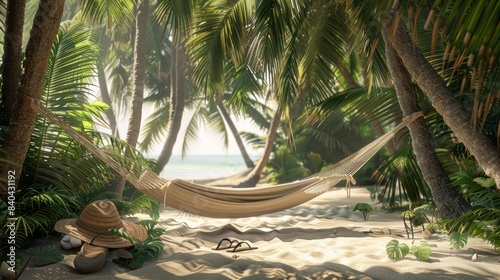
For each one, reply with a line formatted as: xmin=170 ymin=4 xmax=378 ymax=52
xmin=401 ymin=208 xmax=428 ymax=239
xmin=442 ymin=170 xmax=500 ymax=249
xmin=25 ymin=246 xmax=64 ymax=266
xmin=410 ymin=242 xmax=432 ymax=261
xmin=386 ymin=239 xmax=409 ymax=261
xmin=353 ymin=203 xmax=373 ymax=221
xmin=449 ymin=232 xmax=468 ymax=252
xmin=0 ymin=17 xmax=157 ymax=258
xmin=387 ymin=239 xmax=432 ymax=262
xmin=266 ymin=106 xmax=380 ymax=185
xmin=267 ymin=146 xmax=310 ymax=184
xmin=111 ymin=220 xmax=165 ymax=270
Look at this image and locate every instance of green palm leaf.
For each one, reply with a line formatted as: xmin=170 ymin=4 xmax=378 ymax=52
xmin=189 ymin=0 xmax=253 ymax=94
xmin=80 ymin=0 xmax=133 ymax=26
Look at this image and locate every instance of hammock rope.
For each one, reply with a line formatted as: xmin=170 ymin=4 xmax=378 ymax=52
xmin=33 ymin=102 xmax=422 ymax=218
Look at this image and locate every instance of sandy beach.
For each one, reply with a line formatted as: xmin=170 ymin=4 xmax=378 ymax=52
xmin=18 ymin=186 xmax=500 ymax=279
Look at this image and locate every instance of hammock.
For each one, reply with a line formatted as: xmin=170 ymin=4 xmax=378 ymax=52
xmin=33 ymin=102 xmax=422 ymax=218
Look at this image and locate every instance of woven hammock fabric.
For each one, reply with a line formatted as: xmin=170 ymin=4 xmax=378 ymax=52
xmin=34 ymin=102 xmax=422 ymax=218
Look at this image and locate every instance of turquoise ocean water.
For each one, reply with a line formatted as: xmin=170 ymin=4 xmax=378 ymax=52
xmin=159 ymin=154 xmax=258 ymax=180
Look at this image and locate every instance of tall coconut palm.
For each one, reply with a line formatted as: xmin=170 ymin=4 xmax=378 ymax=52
xmin=382 ymin=7 xmax=500 ymax=190
xmin=188 ymin=0 xmax=353 ymax=187
xmin=0 ymin=0 xmax=65 ymax=199
xmin=154 ymin=36 xmax=188 ymax=172
xmin=125 ymin=0 xmax=149 ymax=152
xmin=0 ymin=0 xmax=26 ymax=126
xmin=217 ymin=103 xmax=255 ymax=168
xmin=113 ymin=0 xmax=151 ymax=199
xmin=0 ymin=19 xmax=156 ymax=247
xmin=151 ymin=0 xmax=193 ymax=172
xmin=382 ymin=26 xmax=471 ymax=218
xmin=296 ymin=2 xmax=475 ymax=217
xmin=304 ymin=1 xmax=497 ymax=217
xmin=350 ymin=1 xmax=500 ymax=190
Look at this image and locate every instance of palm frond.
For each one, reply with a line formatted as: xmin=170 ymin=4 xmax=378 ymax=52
xmin=79 ymin=0 xmax=133 ymax=27
xmin=299 ymin=1 xmax=349 ymax=104
xmin=189 ymin=0 xmax=253 ymax=94
xmin=154 ymin=0 xmax=193 ymax=39
xmin=139 ymin=105 xmax=170 ymax=153
xmin=373 ymin=144 xmax=430 ymax=208
xmin=179 ymin=102 xmax=206 ymax=156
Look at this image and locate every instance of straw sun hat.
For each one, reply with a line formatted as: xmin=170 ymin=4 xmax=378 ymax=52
xmin=54 ymin=200 xmax=147 ymax=248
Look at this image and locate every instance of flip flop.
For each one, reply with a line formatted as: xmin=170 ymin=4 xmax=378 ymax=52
xmin=212 ymin=238 xmax=240 ymax=250
xmin=227 ymin=241 xmax=258 ymax=252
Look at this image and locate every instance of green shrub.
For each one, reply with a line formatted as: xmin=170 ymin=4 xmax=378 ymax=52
xmin=353 ymin=203 xmax=372 ymax=221
xmin=110 ymin=220 xmax=165 ymax=269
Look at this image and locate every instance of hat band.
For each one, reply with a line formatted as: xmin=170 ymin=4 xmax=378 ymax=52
xmin=75 ymin=218 xmax=124 ymax=234
xmin=88 ymin=227 xmax=129 ymax=246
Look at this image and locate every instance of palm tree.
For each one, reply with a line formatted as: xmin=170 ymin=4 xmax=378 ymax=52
xmin=345 ymin=1 xmax=500 ymax=190
xmin=0 ymin=19 xmax=157 ymax=248
xmin=303 ymin=2 xmax=480 ymax=218
xmin=217 ymin=103 xmax=255 ymax=168
xmin=154 ymin=36 xmax=188 ymax=172
xmin=151 ymin=0 xmax=193 ymax=172
xmin=186 ymin=1 xmax=488 ymax=221
xmin=0 ymin=0 xmax=65 ymax=199
xmin=114 ymin=0 xmax=151 ymax=199
xmin=381 ymin=6 xmax=500 ymax=190
xmin=125 ymin=0 xmax=149 ymax=151
xmin=188 ymin=0 xmax=350 ymax=187
xmin=149 ymin=1 xmax=259 ymax=173
xmin=0 ymin=0 xmax=26 ymax=126
xmin=382 ymin=26 xmax=471 ymax=219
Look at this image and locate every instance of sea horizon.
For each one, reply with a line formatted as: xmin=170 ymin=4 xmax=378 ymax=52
xmin=154 ymin=154 xmax=260 ymax=180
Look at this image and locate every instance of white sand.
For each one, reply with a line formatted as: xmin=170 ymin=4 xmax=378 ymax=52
xmin=18 ymin=187 xmax=500 ymax=279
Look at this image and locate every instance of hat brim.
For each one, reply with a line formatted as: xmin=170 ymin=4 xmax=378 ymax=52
xmin=54 ymin=219 xmax=147 ymax=248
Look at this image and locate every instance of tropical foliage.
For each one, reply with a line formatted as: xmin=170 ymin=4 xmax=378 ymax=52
xmin=0 ymin=18 xmax=157 ymax=258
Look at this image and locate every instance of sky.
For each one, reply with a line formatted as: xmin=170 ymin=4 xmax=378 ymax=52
xmin=169 ymin=113 xmax=264 ymax=156
xmin=113 ymin=108 xmax=265 ymax=156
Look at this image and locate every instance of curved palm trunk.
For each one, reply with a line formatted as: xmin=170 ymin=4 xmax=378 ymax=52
xmin=97 ymin=64 xmax=120 ymax=137
xmin=236 ymin=108 xmax=281 ymax=188
xmin=114 ymin=0 xmax=149 ymax=199
xmin=383 ymin=28 xmax=471 ymax=219
xmin=337 ymin=62 xmax=358 ymax=89
xmin=1 ymin=0 xmax=26 ymax=126
xmin=384 ymin=11 xmax=500 ymax=191
xmin=0 ymin=0 xmax=65 ymax=198
xmin=155 ymin=38 xmax=186 ymax=173
xmin=217 ymin=103 xmax=255 ymax=168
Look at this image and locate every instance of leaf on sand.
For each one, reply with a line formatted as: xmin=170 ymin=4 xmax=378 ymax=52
xmin=386 ymin=239 xmax=409 ymax=260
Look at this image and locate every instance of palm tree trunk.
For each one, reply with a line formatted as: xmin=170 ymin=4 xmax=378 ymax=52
xmin=236 ymin=108 xmax=281 ymax=188
xmin=114 ymin=0 xmax=149 ymax=199
xmin=0 ymin=0 xmax=65 ymax=199
xmin=1 ymin=0 xmax=26 ymax=126
xmin=217 ymin=103 xmax=255 ymax=168
xmin=337 ymin=62 xmax=358 ymax=88
xmin=383 ymin=28 xmax=471 ymax=219
xmin=97 ymin=64 xmax=120 ymax=138
xmin=155 ymin=38 xmax=187 ymax=173
xmin=384 ymin=11 xmax=500 ymax=191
